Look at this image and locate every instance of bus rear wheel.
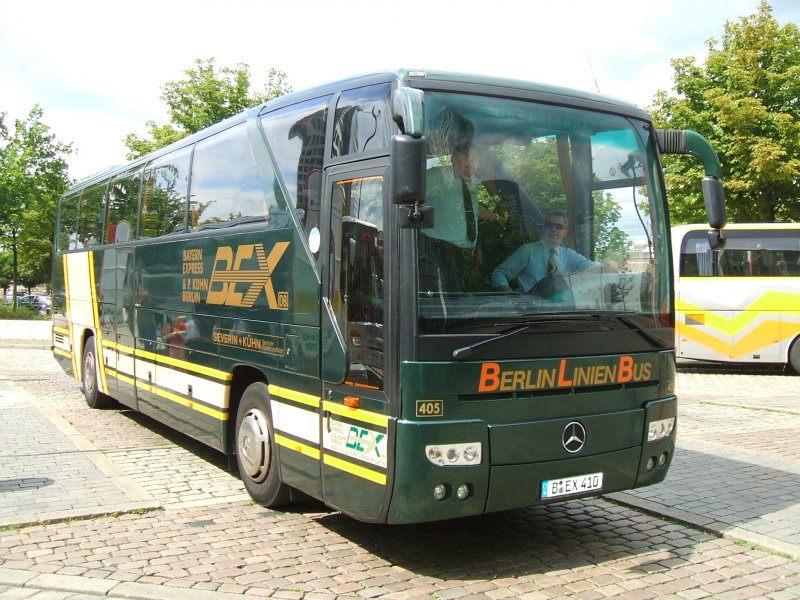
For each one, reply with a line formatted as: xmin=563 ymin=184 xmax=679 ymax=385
xmin=235 ymin=382 xmax=291 ymax=507
xmin=789 ymin=338 xmax=800 ymax=375
xmin=82 ymin=338 xmax=111 ymax=409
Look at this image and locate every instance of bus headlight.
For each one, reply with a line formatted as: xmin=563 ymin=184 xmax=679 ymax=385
xmin=426 ymin=443 xmax=482 ymax=466
xmin=647 ymin=417 xmax=675 ymax=442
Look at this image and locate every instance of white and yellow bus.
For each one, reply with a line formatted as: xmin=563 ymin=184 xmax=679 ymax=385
xmin=672 ymin=223 xmax=800 ymax=373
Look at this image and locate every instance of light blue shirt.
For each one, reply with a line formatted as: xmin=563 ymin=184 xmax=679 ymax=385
xmin=491 ymin=240 xmax=595 ymax=292
xmin=423 ymin=166 xmax=480 ymax=249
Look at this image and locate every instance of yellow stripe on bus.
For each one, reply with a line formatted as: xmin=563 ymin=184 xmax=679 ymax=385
xmin=677 ymin=289 xmax=800 ymax=336
xmin=323 ymin=400 xmax=389 ymax=427
xmin=137 ymin=381 xmax=227 ymax=420
xmin=63 ymin=254 xmax=78 ymax=377
xmin=114 ymin=343 xmax=232 ymax=382
xmin=323 ymin=454 xmax=387 ymax=485
xmin=275 ymin=433 xmax=321 ymax=460
xmin=677 ymin=317 xmax=800 ymax=360
xmin=86 ymin=251 xmax=109 ymax=396
xmin=269 ymin=384 xmax=319 ymax=408
xmin=54 ymin=347 xmax=73 ymax=360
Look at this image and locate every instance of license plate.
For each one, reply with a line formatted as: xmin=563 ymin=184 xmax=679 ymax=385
xmin=541 ymin=472 xmax=603 ymax=499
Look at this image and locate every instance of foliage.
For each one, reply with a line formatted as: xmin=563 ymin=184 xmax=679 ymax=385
xmin=496 ymin=138 xmax=632 ymax=261
xmin=0 ymin=301 xmax=47 ymax=320
xmin=650 ymin=1 xmax=800 ymax=224
xmin=124 ymin=59 xmax=293 ymax=159
xmin=0 ymin=106 xmax=73 ymax=306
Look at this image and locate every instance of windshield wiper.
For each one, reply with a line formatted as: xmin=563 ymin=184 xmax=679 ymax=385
xmin=616 ymin=314 xmax=669 ymax=349
xmin=451 ymin=314 xmax=599 ymax=360
xmin=452 ymin=324 xmax=532 ymax=360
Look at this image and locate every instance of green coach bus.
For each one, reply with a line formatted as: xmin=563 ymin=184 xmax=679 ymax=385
xmin=52 ymin=69 xmax=725 ymax=523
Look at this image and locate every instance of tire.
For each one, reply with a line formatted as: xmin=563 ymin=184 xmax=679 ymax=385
xmin=235 ymin=382 xmax=291 ymax=507
xmin=82 ymin=338 xmax=111 ymax=409
xmin=789 ymin=337 xmax=800 ymax=375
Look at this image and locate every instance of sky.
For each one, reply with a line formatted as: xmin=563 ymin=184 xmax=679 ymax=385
xmin=2 ymin=0 xmax=798 ymax=182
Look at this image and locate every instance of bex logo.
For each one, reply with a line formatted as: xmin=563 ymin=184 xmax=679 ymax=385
xmin=206 ymin=242 xmax=290 ymax=309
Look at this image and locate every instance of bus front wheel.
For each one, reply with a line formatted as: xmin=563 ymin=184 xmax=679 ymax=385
xmin=789 ymin=338 xmax=800 ymax=375
xmin=82 ymin=339 xmax=111 ymax=409
xmin=235 ymin=382 xmax=291 ymax=507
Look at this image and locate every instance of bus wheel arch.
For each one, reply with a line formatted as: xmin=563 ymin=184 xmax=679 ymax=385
xmin=234 ymin=380 xmax=291 ymax=507
xmin=81 ymin=334 xmax=111 ymax=409
xmin=789 ymin=336 xmax=800 ymax=375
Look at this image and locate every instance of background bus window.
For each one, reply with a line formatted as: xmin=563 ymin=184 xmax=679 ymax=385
xmin=331 ymin=84 xmax=391 ymax=158
xmin=58 ymin=193 xmax=80 ymax=251
xmin=260 ymin=96 xmax=331 ymax=239
xmin=78 ymin=182 xmax=107 ymax=247
xmin=189 ymin=124 xmax=270 ymax=230
xmin=105 ymin=168 xmax=143 ymax=243
xmin=139 ymin=147 xmax=191 ymax=239
xmin=330 ymin=176 xmax=384 ymax=389
xmin=681 ymin=229 xmax=800 ymax=278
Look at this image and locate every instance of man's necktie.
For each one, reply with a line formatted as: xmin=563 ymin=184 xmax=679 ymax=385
xmin=548 ymin=248 xmax=558 ymax=277
xmin=462 ymin=180 xmax=476 ymax=243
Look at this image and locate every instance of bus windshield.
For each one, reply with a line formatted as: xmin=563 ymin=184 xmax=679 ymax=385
xmin=416 ymin=91 xmax=669 ymax=334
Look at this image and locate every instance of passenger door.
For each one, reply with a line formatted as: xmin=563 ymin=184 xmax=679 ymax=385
xmin=320 ymin=165 xmax=391 ymax=520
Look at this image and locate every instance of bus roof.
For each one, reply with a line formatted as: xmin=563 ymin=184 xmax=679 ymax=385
xmin=673 ymin=222 xmax=800 ymax=235
xmin=67 ymin=69 xmax=650 ymax=193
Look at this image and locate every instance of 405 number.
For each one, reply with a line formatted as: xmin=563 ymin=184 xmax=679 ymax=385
xmin=415 ymin=400 xmax=443 ymax=417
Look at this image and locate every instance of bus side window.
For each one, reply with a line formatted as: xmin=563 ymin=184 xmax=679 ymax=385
xmin=331 ymin=83 xmax=392 ymax=157
xmin=78 ymin=182 xmax=108 ymax=247
xmin=58 ymin=193 xmax=80 ymax=251
xmin=139 ymin=147 xmax=191 ymax=239
xmin=260 ymin=95 xmax=332 ymax=240
xmin=189 ymin=123 xmax=272 ymax=230
xmin=106 ymin=168 xmax=143 ymax=243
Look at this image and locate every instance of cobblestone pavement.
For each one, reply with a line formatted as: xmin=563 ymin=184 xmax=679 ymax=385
xmin=1 ymin=345 xmax=799 ymax=599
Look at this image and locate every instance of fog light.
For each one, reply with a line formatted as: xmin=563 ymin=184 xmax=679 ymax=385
xmin=658 ymin=451 xmax=669 ymax=467
xmin=648 ymin=417 xmax=675 ymax=442
xmin=646 ymin=456 xmax=656 ymax=471
xmin=456 ymin=484 xmax=471 ymax=500
xmin=433 ymin=484 xmax=448 ymax=501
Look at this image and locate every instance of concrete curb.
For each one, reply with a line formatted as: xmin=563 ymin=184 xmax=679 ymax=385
xmin=606 ymin=492 xmax=800 ymax=561
xmin=0 ymin=567 xmax=251 ymax=600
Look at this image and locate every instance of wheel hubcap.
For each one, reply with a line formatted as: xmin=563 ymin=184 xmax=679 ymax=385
xmin=238 ymin=408 xmax=270 ymax=482
xmin=84 ymin=352 xmax=96 ymax=394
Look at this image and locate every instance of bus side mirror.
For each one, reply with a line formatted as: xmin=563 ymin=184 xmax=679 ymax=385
xmin=707 ymin=228 xmax=725 ymax=251
xmin=391 ymin=134 xmax=427 ymax=205
xmin=701 ymin=177 xmax=726 ymax=230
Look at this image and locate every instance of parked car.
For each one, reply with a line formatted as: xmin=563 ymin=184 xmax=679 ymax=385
xmin=18 ymin=294 xmax=51 ymax=314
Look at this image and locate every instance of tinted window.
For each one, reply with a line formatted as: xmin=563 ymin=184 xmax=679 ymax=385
xmin=331 ymin=84 xmax=392 ymax=157
xmin=189 ymin=124 xmax=269 ymax=230
xmin=78 ymin=182 xmax=107 ymax=247
xmin=260 ymin=96 xmax=330 ymax=236
xmin=681 ymin=229 xmax=800 ymax=277
xmin=330 ymin=175 xmax=385 ymax=389
xmin=106 ymin=168 xmax=142 ymax=243
xmin=140 ymin=147 xmax=191 ymax=238
xmin=58 ymin=193 xmax=80 ymax=251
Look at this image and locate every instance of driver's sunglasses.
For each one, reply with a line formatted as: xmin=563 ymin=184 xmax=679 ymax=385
xmin=544 ymin=222 xmax=565 ymax=230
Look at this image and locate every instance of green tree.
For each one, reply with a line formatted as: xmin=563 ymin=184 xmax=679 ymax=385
xmin=124 ymin=58 xmax=292 ymax=159
xmin=650 ymin=1 xmax=800 ymax=224
xmin=0 ymin=106 xmax=73 ymax=308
